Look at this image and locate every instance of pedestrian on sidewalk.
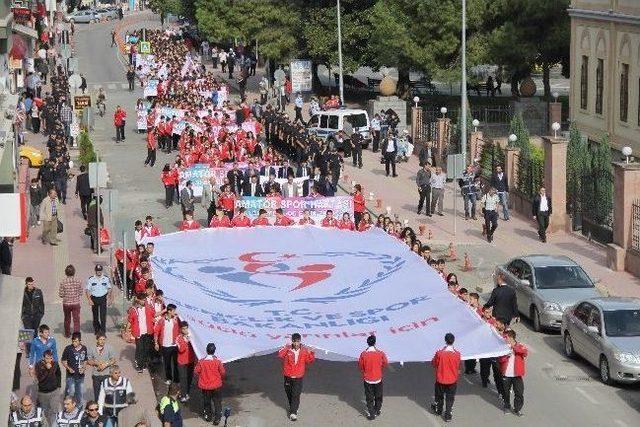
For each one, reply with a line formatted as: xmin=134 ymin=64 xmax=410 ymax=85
xmin=350 ymin=131 xmax=364 ymax=169
xmin=154 ymin=304 xmax=180 ymax=385
xmin=61 ymin=332 xmax=88 ymax=407
xmin=144 ymin=128 xmax=157 ymax=167
xmin=97 ymin=365 xmax=134 ymax=424
xmin=176 ymin=321 xmax=196 ymax=402
xmin=218 ymin=49 xmax=227 ymax=73
xmin=79 ymin=73 xmax=87 ymax=94
xmin=87 ymin=196 xmax=104 ymax=253
xmin=294 ymin=93 xmax=304 ymax=124
xmin=85 ymin=264 xmax=112 ymax=335
xmin=87 ymin=333 xmax=116 ymax=401
xmin=59 ymin=99 xmax=73 ymax=145
xmin=381 ymin=134 xmax=398 ymax=177
xmin=75 ymin=165 xmax=92 ymax=220
xmin=480 ymin=187 xmax=500 ymax=243
xmin=498 ymin=329 xmax=528 ymax=416
xmin=110 ymin=30 xmax=117 ymax=47
xmin=22 ymin=277 xmax=45 ymax=335
xmin=195 ymin=342 xmax=226 ymax=424
xmin=430 ymin=333 xmax=460 ymax=423
xmin=461 ymin=165 xmax=478 ymax=220
xmin=491 ymin=165 xmax=510 ymax=220
xmin=81 ymin=400 xmax=110 ymax=427
xmin=10 ymin=395 xmax=47 ymax=427
xmin=31 ymin=102 xmax=41 ymax=133
xmin=114 ymin=105 xmax=126 ymax=143
xmin=358 ymin=335 xmax=388 ymax=421
xmin=159 ymin=384 xmax=183 ymax=426
xmin=128 ymin=293 xmax=155 ymax=373
xmin=35 ymin=349 xmax=61 ymax=423
xmin=430 ymin=167 xmax=446 ymax=216
xmin=29 ymin=178 xmax=44 ymax=227
xmin=126 ymin=67 xmax=135 ymax=91
xmin=0 ymin=236 xmax=13 ymax=274
xmin=370 ymin=114 xmax=381 ymax=152
xmin=532 ymin=186 xmax=552 ymax=243
xmin=59 ymin=264 xmax=82 ymax=338
xmin=416 ymin=163 xmax=432 ymax=216
xmin=40 ymin=187 xmax=60 ymax=245
xmin=29 ymin=325 xmax=58 ymax=372
xmin=54 ymin=156 xmax=70 ymax=204
xmin=278 ymin=333 xmax=315 ymax=422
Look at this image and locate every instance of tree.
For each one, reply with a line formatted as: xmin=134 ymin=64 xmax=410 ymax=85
xmin=589 ymin=134 xmax=613 ymax=225
xmin=147 ymin=0 xmax=185 ymax=19
xmin=566 ymin=123 xmax=589 ymax=221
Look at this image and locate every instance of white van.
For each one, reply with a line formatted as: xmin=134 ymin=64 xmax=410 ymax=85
xmin=307 ymin=108 xmax=371 ymax=149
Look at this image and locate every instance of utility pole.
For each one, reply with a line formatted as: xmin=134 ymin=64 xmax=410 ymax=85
xmin=337 ymin=0 xmax=344 ymax=106
xmin=461 ymin=0 xmax=468 ymax=165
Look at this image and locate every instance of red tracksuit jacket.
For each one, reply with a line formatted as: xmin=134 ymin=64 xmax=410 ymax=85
xmin=153 ymin=316 xmax=180 ymax=347
xmin=432 ymin=346 xmax=461 ymax=385
xmin=358 ymin=347 xmax=389 ymax=382
xmin=278 ymin=345 xmax=315 ymax=378
xmin=176 ymin=334 xmax=197 ymax=366
xmin=127 ymin=305 xmax=155 ymax=339
xmin=498 ymin=343 xmax=528 ymax=377
xmin=195 ymin=355 xmax=226 ymax=390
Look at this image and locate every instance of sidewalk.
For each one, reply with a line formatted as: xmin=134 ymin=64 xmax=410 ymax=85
xmin=11 ymin=13 xmax=161 ymax=426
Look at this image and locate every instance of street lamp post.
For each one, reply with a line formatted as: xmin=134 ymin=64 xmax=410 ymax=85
xmin=461 ymin=0 xmax=468 ymax=166
xmin=337 ymin=0 xmax=345 ymax=106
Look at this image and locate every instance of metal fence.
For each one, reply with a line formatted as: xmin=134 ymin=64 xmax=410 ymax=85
xmin=512 ymin=151 xmax=544 ymax=199
xmin=631 ymin=200 xmax=640 ymax=253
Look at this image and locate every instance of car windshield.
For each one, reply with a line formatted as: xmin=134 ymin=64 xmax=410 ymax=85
xmin=534 ymin=266 xmax=594 ymax=289
xmin=347 ymin=113 xmax=367 ymax=128
xmin=604 ymin=310 xmax=640 ymax=337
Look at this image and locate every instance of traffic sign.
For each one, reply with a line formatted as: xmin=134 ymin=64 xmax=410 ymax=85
xmin=74 ymin=95 xmax=91 ymax=110
xmin=140 ymin=41 xmax=151 ymax=54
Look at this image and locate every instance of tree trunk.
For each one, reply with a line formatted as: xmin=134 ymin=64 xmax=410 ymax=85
xmin=542 ymin=63 xmax=551 ymax=101
xmin=397 ymin=66 xmax=410 ymax=98
xmin=311 ymin=62 xmax=323 ymax=93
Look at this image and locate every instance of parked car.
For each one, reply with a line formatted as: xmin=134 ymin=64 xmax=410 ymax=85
xmin=19 ymin=145 xmax=44 ymax=167
xmin=494 ymin=255 xmax=601 ymax=332
xmin=96 ymin=7 xmax=119 ymax=20
xmin=65 ymin=9 xmax=100 ymax=24
xmin=562 ymin=297 xmax=640 ymax=384
xmin=307 ymin=108 xmax=371 ymax=150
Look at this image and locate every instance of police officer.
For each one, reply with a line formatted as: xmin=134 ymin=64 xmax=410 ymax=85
xmin=159 ymin=384 xmax=183 ymax=426
xmin=460 ymin=166 xmax=477 ymax=220
xmin=55 ymin=396 xmax=83 ymax=426
xmin=97 ymin=365 xmax=134 ymax=424
xmin=350 ymin=131 xmax=363 ymax=169
xmin=85 ymin=265 xmax=112 ymax=335
xmin=9 ymin=395 xmax=45 ymax=427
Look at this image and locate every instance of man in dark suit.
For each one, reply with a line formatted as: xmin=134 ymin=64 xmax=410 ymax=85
xmin=74 ymin=165 xmax=93 ymax=220
xmin=381 ymin=135 xmax=398 ymax=177
xmin=302 ymin=177 xmax=317 ymax=197
xmin=483 ymin=273 xmax=519 ymax=325
xmin=263 ymin=173 xmax=281 ymax=195
xmin=490 ymin=165 xmax=510 ymax=221
xmin=295 ymin=161 xmax=312 ymax=178
xmin=243 ymin=175 xmax=265 ymax=197
xmin=227 ymin=164 xmax=244 ymax=195
xmin=277 ymin=161 xmax=295 ymax=179
xmin=260 ymin=161 xmax=276 ymax=177
xmin=532 ymin=187 xmax=552 ymax=242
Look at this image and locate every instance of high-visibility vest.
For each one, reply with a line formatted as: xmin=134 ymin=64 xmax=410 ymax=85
xmin=159 ymin=395 xmax=180 ymax=417
xmin=10 ymin=408 xmax=44 ymax=426
xmin=102 ymin=377 xmax=130 ymax=415
xmin=55 ymin=408 xmax=83 ymax=426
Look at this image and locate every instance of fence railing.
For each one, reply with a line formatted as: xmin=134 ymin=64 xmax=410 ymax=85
xmin=631 ymin=200 xmax=640 ymax=253
xmin=513 ymin=151 xmax=544 ymax=199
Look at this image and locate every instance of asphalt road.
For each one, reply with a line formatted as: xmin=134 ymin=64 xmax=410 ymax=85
xmin=74 ymin=14 xmax=640 ymax=427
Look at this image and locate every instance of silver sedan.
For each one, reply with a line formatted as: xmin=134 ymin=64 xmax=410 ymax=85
xmin=562 ymin=297 xmax=640 ymax=384
xmin=495 ymin=255 xmax=601 ymax=331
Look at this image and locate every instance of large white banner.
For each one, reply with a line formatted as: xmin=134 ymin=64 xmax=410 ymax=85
xmin=149 ymin=228 xmax=509 ymax=362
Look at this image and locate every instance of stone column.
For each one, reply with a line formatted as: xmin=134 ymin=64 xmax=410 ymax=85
xmin=504 ymin=146 xmax=520 ymax=192
xmin=548 ymin=101 xmax=562 ymax=133
xmin=436 ymin=117 xmax=451 ymax=169
xmin=542 ymin=136 xmax=569 ymax=233
xmin=606 ymin=162 xmax=640 ymax=272
xmin=469 ymin=131 xmax=484 ymax=162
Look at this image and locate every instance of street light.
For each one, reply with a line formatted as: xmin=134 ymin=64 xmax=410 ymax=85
xmin=413 ymin=96 xmax=420 ymax=107
xmin=552 ymin=92 xmax=559 ymax=102
xmin=622 ymin=146 xmax=633 ymax=164
xmin=440 ymin=107 xmax=448 ymax=118
xmin=472 ymin=118 xmax=480 ymax=132
xmin=508 ymin=134 xmax=518 ymax=146
xmin=461 ymin=0 xmax=468 ymax=165
xmin=336 ymin=0 xmax=344 ymax=106
xmin=551 ymin=122 xmax=561 ymax=138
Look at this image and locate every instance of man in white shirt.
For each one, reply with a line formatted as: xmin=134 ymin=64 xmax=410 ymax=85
xmin=282 ymin=176 xmax=299 ymax=198
xmin=294 ymin=93 xmax=305 ymax=124
xmin=430 ymin=167 xmax=447 ymax=216
xmin=370 ymin=114 xmax=381 ymax=152
xmin=480 ymin=187 xmax=500 ymax=243
xmin=532 ymin=187 xmax=552 ymax=242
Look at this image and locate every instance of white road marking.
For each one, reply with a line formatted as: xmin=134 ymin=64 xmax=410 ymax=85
xmin=574 ymin=386 xmax=599 ymax=404
xmin=463 ymin=376 xmax=474 ymax=385
xmin=107 ymin=84 xmax=116 ymax=90
xmin=121 ymin=83 xmax=128 ymax=89
xmin=614 ymin=419 xmax=629 ymax=427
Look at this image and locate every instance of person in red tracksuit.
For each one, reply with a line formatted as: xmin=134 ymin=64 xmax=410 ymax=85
xmin=127 ymin=293 xmax=155 ymax=373
xmin=358 ymin=335 xmax=388 ymax=420
xmin=180 ymin=211 xmax=201 ymax=231
xmin=195 ymin=342 xmax=226 ymax=424
xmin=176 ymin=321 xmax=197 ymax=402
xmin=153 ymin=303 xmax=180 ymax=385
xmin=231 ymin=207 xmax=251 ymax=227
xmin=430 ymin=333 xmax=461 ymax=422
xmin=114 ymin=105 xmax=126 ymax=142
xmin=144 ymin=128 xmax=157 ymax=167
xmin=498 ymin=329 xmax=528 ymax=416
xmin=210 ymin=210 xmax=233 ymax=228
xmin=278 ymin=333 xmax=315 ymax=421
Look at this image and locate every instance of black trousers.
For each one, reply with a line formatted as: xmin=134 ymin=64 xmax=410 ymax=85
xmin=202 ymin=388 xmax=222 ymax=420
xmin=537 ymin=211 xmax=549 ymax=240
xmin=90 ymin=295 xmax=107 ymax=334
xmin=363 ymin=381 xmax=383 ymax=416
xmin=418 ymin=186 xmax=431 ymax=213
xmin=294 ymin=107 xmax=304 ymax=124
xmin=144 ymin=148 xmax=156 ymax=166
xmin=79 ymin=195 xmax=91 ymax=219
xmin=502 ymin=376 xmax=524 ymax=411
xmin=352 ymin=148 xmax=362 ymax=168
xmin=164 ymin=185 xmax=174 ymax=207
xmin=434 ymin=382 xmax=456 ymax=416
xmin=135 ymin=333 xmax=153 ymax=369
xmin=128 ymin=79 xmax=134 ymax=90
xmin=92 ymin=374 xmax=108 ymax=401
xmin=464 ymin=359 xmax=477 ymax=374
xmin=161 ymin=346 xmax=180 ymax=382
xmin=372 ymin=131 xmax=380 ymax=152
xmin=384 ymin=153 xmax=396 ymax=176
xmin=116 ymin=125 xmax=125 ymax=141
xmin=284 ymin=376 xmax=303 ymax=415
xmin=23 ymin=315 xmax=42 ymax=337
xmin=480 ymin=357 xmax=505 ymax=397
xmin=484 ymin=210 xmax=498 ymax=237
xmin=207 ymin=201 xmax=217 ymax=225
xmin=354 ymin=211 xmax=363 ymax=227
xmin=172 ymin=133 xmax=180 ymax=150
xmin=178 ymin=363 xmax=194 ymax=396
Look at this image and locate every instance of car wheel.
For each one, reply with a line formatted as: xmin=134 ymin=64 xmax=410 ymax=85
xmin=563 ymin=332 xmax=576 ymax=359
xmin=531 ymin=306 xmax=542 ymax=332
xmin=599 ymin=356 xmax=613 ymax=385
xmin=20 ymin=156 xmax=32 ymax=168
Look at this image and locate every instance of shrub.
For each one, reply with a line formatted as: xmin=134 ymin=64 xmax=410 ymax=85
xmin=78 ymin=131 xmax=96 ymax=166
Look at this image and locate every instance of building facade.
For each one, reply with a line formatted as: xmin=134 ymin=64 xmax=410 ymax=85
xmin=569 ymin=0 xmax=640 ymax=153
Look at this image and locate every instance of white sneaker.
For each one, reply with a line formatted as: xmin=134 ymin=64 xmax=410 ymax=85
xmin=179 ymin=394 xmax=189 ymax=402
xmin=164 ymin=379 xmax=171 ymax=385
xmin=289 ymin=413 xmax=297 ymax=421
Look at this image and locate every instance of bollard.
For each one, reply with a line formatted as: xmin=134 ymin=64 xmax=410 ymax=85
xmin=418 ymin=224 xmax=426 ymax=236
xmin=462 ymin=252 xmax=473 ymax=271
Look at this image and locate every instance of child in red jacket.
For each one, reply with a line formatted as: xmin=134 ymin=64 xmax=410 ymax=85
xmin=195 ymin=342 xmax=226 ymax=424
xmin=430 ymin=333 xmax=461 ymax=422
xmin=176 ymin=321 xmax=197 ymax=402
xmin=499 ymin=329 xmax=528 ymax=416
xmin=278 ymin=333 xmax=315 ymax=421
xmin=358 ymin=335 xmax=388 ymax=420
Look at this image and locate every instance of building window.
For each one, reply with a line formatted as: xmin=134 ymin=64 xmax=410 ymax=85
xmin=595 ymin=59 xmax=604 ymax=115
xmin=620 ymin=63 xmax=629 ymax=122
xmin=580 ymin=56 xmax=589 ymax=110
